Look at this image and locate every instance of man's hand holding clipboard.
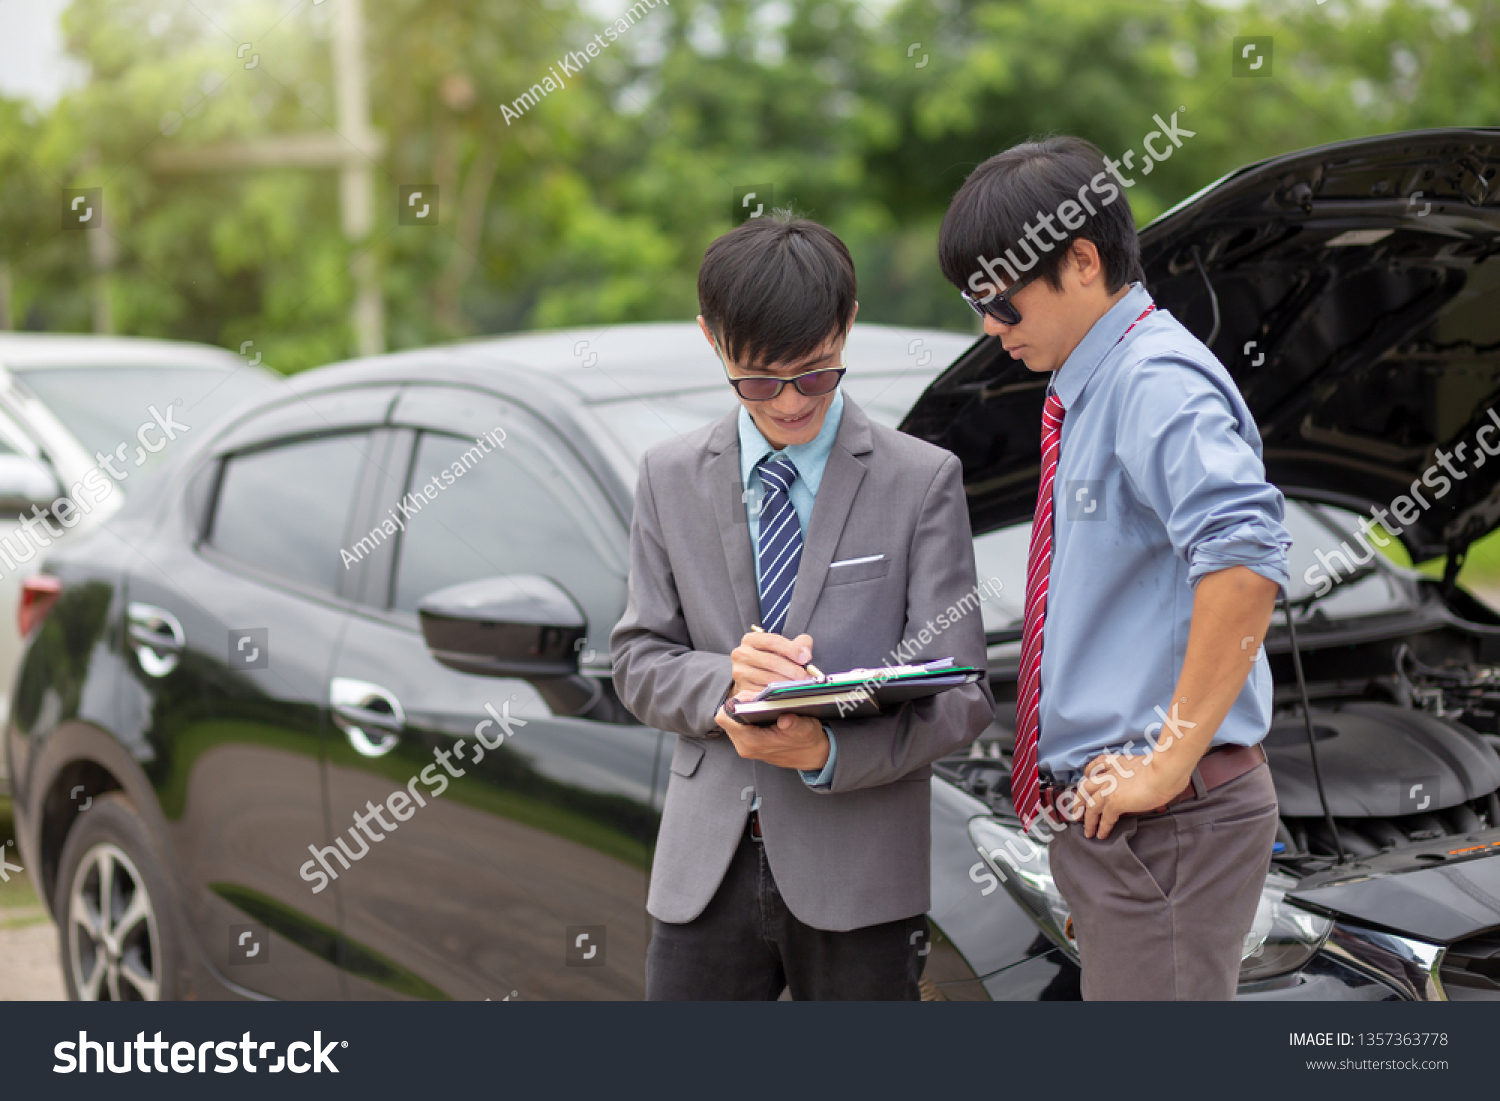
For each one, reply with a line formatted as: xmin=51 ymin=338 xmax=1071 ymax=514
xmin=714 ymin=624 xmax=833 ymax=770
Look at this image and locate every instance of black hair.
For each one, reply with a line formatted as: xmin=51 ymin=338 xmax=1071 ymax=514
xmin=698 ymin=209 xmax=857 ymax=370
xmin=938 ymin=135 xmax=1145 ymax=297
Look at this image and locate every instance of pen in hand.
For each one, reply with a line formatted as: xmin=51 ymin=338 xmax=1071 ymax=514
xmin=750 ymin=623 xmax=825 ymax=681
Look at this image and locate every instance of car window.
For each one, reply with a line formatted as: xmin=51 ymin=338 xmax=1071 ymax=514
xmin=210 ymin=432 xmax=371 ymax=595
xmin=12 ymin=366 xmax=282 ymax=478
xmin=390 ymin=429 xmax=627 ymax=639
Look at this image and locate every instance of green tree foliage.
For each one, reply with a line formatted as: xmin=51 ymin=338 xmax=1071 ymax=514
xmin=0 ymin=0 xmax=1495 ymax=369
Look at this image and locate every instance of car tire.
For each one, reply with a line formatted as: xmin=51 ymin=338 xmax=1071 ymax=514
xmin=53 ymin=792 xmax=188 ymax=1001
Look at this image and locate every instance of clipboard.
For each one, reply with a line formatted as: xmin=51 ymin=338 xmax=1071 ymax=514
xmin=723 ymin=658 xmax=983 ymax=726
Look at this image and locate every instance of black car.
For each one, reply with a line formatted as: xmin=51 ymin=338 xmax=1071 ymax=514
xmin=9 ymin=128 xmax=1500 ymax=1001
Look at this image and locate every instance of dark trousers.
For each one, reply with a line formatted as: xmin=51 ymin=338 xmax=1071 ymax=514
xmin=645 ymin=820 xmax=928 ymax=1000
xmin=1049 ymin=761 xmax=1280 ymax=1000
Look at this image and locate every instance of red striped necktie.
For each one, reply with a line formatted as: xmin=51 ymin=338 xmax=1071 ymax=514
xmin=1012 ymin=305 xmax=1155 ymax=830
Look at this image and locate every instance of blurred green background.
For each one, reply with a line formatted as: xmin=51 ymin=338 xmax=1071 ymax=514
xmin=0 ymin=794 xmax=41 ymax=916
xmin=1 ymin=0 xmax=1499 ymax=578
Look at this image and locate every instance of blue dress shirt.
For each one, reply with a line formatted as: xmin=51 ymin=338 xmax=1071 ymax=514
xmin=1039 ymin=283 xmax=1292 ymax=779
xmin=739 ymin=389 xmax=844 ymax=789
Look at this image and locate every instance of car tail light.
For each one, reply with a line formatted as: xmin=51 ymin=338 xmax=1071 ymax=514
xmin=19 ymin=574 xmax=62 ymax=637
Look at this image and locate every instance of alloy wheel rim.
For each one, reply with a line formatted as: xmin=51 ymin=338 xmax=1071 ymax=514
xmin=67 ymin=842 xmax=161 ymax=1001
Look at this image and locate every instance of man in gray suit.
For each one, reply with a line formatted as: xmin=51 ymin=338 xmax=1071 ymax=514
xmin=611 ymin=212 xmax=994 ymax=999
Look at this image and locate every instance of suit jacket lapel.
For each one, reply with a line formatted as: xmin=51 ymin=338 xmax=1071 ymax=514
xmin=706 ymin=410 xmax=761 ymax=633
xmin=782 ymin=399 xmax=873 ymax=639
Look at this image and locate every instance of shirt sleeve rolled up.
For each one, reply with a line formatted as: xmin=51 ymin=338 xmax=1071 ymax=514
xmin=1117 ymin=357 xmax=1292 ymax=590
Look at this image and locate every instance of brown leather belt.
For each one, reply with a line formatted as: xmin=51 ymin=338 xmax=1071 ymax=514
xmin=1156 ymin=743 xmax=1267 ymax=810
xmin=1040 ymin=742 xmax=1267 ymax=819
xmin=748 ymin=809 xmax=763 ymax=841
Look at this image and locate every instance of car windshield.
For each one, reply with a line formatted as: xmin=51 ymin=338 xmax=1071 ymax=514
xmin=972 ymin=500 xmax=1414 ymax=637
xmin=11 ymin=366 xmax=281 ymax=477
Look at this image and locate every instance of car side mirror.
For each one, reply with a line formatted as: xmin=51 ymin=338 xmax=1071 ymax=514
xmin=418 ymin=574 xmax=587 ymax=678
xmin=0 ymin=453 xmax=63 ymax=515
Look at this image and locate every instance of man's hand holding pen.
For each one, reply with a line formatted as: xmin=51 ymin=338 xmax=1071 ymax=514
xmin=731 ymin=624 xmax=821 ymax=696
xmin=716 ymin=626 xmax=830 ymax=770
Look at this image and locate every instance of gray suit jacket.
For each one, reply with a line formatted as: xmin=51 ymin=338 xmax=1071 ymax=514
xmin=610 ymin=397 xmax=994 ymax=932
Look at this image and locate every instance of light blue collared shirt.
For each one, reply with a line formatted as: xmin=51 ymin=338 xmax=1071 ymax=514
xmin=1039 ymin=283 xmax=1292 ymax=778
xmin=739 ymin=389 xmax=844 ymax=789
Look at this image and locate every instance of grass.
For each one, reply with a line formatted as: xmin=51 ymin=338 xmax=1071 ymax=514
xmin=1365 ymin=523 xmax=1500 ymax=591
xmin=1432 ymin=525 xmax=1500 ymax=590
xmin=0 ymin=793 xmax=45 ymax=924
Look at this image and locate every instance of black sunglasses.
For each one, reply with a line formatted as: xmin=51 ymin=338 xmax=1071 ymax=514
xmin=961 ymin=270 xmax=1040 ymax=325
xmin=715 ymin=339 xmax=847 ymax=402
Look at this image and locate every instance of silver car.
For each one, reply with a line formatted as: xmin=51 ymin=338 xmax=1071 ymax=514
xmin=0 ymin=334 xmax=282 ymax=740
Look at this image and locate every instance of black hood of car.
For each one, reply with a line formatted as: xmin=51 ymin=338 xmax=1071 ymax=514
xmin=1288 ymin=837 xmax=1500 ymax=946
xmin=902 ymin=128 xmax=1500 ymax=562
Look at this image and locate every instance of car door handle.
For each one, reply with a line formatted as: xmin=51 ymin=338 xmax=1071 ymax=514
xmin=126 ymin=603 xmax=184 ymax=678
xmin=330 ymin=677 xmax=405 ymax=757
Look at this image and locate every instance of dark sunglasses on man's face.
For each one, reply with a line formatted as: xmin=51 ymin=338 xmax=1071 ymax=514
xmin=961 ymin=270 xmax=1040 ymax=326
xmin=716 ymin=339 xmax=847 ymax=402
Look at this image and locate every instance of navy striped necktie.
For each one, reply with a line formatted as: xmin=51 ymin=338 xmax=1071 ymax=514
xmin=756 ymin=454 xmax=802 ymax=634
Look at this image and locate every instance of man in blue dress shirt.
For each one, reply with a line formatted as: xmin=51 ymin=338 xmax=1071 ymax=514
xmin=939 ymin=136 xmax=1292 ymax=999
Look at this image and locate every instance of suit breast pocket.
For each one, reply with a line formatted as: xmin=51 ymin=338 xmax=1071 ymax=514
xmin=824 ymin=553 xmax=890 ymax=587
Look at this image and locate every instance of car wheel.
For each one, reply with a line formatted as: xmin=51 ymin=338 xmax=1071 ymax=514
xmin=54 ymin=793 xmax=185 ymax=1001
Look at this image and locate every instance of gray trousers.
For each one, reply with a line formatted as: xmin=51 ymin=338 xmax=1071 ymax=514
xmin=1049 ymin=762 xmax=1279 ymax=1000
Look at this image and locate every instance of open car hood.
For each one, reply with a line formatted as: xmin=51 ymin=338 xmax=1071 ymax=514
xmin=1288 ymin=835 xmax=1500 ymax=946
xmin=902 ymin=128 xmax=1500 ymax=562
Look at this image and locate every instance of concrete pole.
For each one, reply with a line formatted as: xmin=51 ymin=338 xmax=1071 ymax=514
xmin=88 ymin=223 xmax=117 ymax=334
xmin=333 ymin=0 xmax=383 ymax=356
xmin=147 ymin=0 xmax=386 ymax=357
